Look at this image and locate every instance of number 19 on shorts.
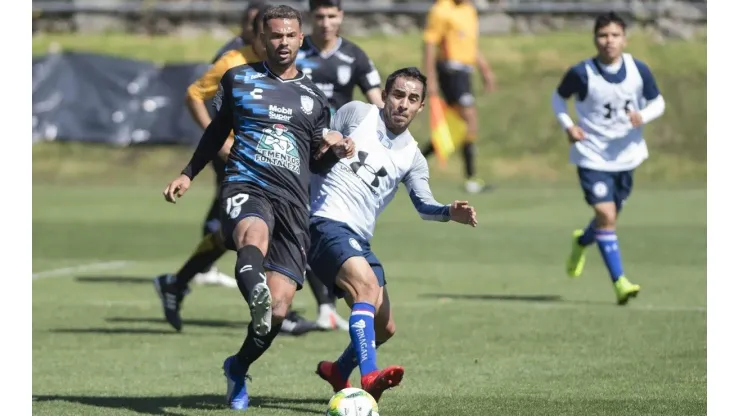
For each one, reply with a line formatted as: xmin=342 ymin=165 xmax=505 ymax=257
xmin=226 ymin=193 xmax=249 ymax=219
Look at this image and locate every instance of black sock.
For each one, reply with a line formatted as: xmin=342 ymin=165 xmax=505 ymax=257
xmin=235 ymin=322 xmax=282 ymax=374
xmin=422 ymin=142 xmax=435 ymax=158
xmin=463 ymin=142 xmax=476 ymax=179
xmin=234 ymin=245 xmax=266 ymax=304
xmin=306 ymin=267 xmax=333 ymax=306
xmin=173 ymin=232 xmax=227 ymax=292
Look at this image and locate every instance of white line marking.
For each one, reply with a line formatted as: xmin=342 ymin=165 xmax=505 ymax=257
xmin=32 ymin=261 xmax=133 ymax=280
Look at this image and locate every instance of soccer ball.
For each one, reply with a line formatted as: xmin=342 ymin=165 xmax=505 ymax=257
xmin=325 ymin=388 xmax=379 ymax=416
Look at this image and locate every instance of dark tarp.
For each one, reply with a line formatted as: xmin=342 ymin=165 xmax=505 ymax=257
xmin=32 ymin=51 xmax=210 ymax=146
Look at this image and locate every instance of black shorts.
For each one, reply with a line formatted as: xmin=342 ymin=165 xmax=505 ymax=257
xmin=219 ymin=181 xmax=309 ymax=288
xmin=201 ymin=158 xmax=227 ymax=237
xmin=436 ymin=62 xmax=474 ymax=107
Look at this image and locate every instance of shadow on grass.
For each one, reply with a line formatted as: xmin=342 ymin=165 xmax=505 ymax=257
xmin=33 ymin=394 xmax=326 ymax=415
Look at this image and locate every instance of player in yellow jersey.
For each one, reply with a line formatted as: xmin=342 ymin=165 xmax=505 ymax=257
xmin=421 ymin=0 xmax=496 ymax=194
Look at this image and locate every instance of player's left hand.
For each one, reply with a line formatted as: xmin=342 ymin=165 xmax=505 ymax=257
xmin=627 ymin=111 xmax=643 ymax=127
xmin=316 ymin=130 xmax=345 ymax=158
xmin=450 ymin=200 xmax=477 ymax=228
xmin=331 ymin=137 xmax=356 ymax=159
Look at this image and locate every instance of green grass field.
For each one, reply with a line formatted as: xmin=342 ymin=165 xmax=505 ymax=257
xmin=32 ymin=181 xmax=707 ymax=415
xmin=33 ymin=32 xmax=706 ymax=415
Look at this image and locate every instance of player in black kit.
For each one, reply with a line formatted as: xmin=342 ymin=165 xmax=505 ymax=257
xmin=298 ymin=0 xmax=384 ymax=112
xmin=162 ymin=6 xmax=355 ymax=410
xmin=295 ymin=0 xmax=384 ymax=331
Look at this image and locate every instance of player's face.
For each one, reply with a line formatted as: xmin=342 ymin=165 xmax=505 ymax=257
xmin=594 ymin=22 xmax=626 ymax=62
xmin=312 ymin=7 xmax=343 ymax=40
xmin=262 ymin=18 xmax=304 ymax=66
xmin=382 ymin=77 xmax=425 ymax=132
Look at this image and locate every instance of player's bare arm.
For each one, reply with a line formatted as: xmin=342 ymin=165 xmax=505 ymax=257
xmin=476 ymin=52 xmax=496 ymax=93
xmin=422 ymin=43 xmax=439 ymax=97
xmin=185 ymin=94 xmax=213 ymax=131
xmin=365 ymin=88 xmax=384 ymax=108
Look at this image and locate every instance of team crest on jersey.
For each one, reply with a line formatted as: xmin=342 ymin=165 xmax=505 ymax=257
xmin=255 ymin=124 xmax=300 ymax=174
xmin=348 ymin=238 xmax=362 ymax=252
xmin=377 ymin=130 xmax=391 ymax=149
xmin=300 ymin=95 xmax=314 ymax=115
xmin=337 ymin=65 xmax=352 ymax=86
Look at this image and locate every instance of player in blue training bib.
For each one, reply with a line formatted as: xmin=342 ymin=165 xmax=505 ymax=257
xmin=551 ymin=12 xmax=666 ymax=305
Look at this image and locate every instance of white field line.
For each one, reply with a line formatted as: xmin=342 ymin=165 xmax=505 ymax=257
xmin=32 ymin=261 xmax=134 ymax=280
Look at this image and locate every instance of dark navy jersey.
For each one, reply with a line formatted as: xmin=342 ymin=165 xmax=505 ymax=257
xmin=296 ymin=36 xmax=381 ymax=111
xmin=182 ymin=62 xmax=335 ymax=209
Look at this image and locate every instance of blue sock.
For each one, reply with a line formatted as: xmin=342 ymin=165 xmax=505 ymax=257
xmin=347 ymin=302 xmax=377 ymax=377
xmin=336 ymin=340 xmax=386 ymax=381
xmin=577 ymin=219 xmax=597 ymax=246
xmin=595 ymin=229 xmax=624 ymax=282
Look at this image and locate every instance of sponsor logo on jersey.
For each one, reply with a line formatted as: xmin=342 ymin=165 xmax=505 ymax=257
xmin=269 ymin=104 xmax=293 ymax=122
xmin=255 ymin=124 xmax=300 ymax=174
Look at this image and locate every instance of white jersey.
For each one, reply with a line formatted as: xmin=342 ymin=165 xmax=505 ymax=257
xmin=558 ymin=53 xmax=661 ymax=172
xmin=310 ymin=101 xmax=450 ymax=241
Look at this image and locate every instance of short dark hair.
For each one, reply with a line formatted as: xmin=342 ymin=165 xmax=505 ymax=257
xmin=251 ymin=3 xmax=269 ymax=36
xmin=384 ymin=67 xmax=428 ymax=102
xmin=263 ymin=5 xmax=303 ymax=29
xmin=242 ymin=1 xmax=266 ymax=25
xmin=593 ymin=12 xmax=626 ymax=35
xmin=309 ymin=0 xmax=342 ymax=12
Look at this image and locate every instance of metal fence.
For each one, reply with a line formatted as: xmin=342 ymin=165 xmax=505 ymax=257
xmin=32 ymin=0 xmax=707 ymax=15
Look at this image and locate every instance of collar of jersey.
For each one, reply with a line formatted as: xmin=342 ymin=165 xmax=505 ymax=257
xmin=305 ymin=36 xmax=343 ymax=59
xmin=260 ymin=62 xmax=306 ymax=83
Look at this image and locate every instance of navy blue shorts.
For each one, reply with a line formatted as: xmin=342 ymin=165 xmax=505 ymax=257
xmin=577 ymin=167 xmax=634 ymax=210
xmin=307 ymin=217 xmax=386 ymax=298
xmin=219 ymin=181 xmax=309 ymax=288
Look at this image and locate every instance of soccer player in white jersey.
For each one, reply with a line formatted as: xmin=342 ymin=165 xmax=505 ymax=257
xmin=308 ymin=67 xmax=478 ymax=401
xmin=551 ymin=12 xmax=666 ymax=305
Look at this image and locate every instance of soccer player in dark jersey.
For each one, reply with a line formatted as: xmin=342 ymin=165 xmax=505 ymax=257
xmin=297 ymin=0 xmax=384 ymax=112
xmin=294 ymin=0 xmax=384 ymax=332
xmin=174 ymin=1 xmax=267 ymax=289
xmin=155 ymin=3 xmax=319 ymax=337
xmin=157 ymin=3 xmax=267 ymax=299
xmin=162 ymin=5 xmax=354 ymax=410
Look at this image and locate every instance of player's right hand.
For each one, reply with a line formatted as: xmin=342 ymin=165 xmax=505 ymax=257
xmin=566 ymin=126 xmax=586 ymax=143
xmin=450 ymin=200 xmax=477 ymax=228
xmin=163 ymin=174 xmax=192 ymax=204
